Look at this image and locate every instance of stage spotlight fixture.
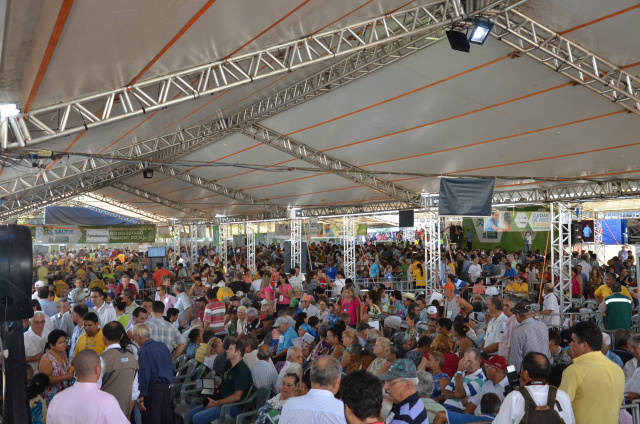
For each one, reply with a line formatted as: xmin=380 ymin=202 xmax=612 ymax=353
xmin=143 ymin=168 xmax=154 ymax=179
xmin=469 ymin=19 xmax=493 ymax=45
xmin=446 ymin=30 xmax=470 ymax=53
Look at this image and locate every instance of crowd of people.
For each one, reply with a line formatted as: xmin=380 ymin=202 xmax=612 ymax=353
xmin=21 ymin=240 xmax=640 ymax=423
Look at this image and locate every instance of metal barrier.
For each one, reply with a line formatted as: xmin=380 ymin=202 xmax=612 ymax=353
xmin=621 ymin=402 xmax=640 ymax=424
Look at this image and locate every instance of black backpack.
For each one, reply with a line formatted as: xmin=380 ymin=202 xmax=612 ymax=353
xmin=518 ymin=385 xmax=565 ymax=424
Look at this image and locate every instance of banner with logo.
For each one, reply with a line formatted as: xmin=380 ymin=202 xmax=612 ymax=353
xmin=480 ymin=211 xmax=550 ymax=232
xmin=33 ymin=224 xmax=156 ymax=244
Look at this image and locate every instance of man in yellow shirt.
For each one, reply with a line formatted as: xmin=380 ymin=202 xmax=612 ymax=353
xmin=595 ymin=272 xmax=632 ymax=304
xmin=37 ymin=260 xmax=50 ymax=284
xmin=559 ymin=321 xmax=624 ymax=424
xmin=73 ymin=312 xmax=106 ymax=357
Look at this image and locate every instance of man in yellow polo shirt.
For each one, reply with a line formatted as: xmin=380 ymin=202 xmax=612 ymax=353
xmin=73 ymin=312 xmax=106 ymax=357
xmin=595 ymin=272 xmax=632 ymax=304
xmin=559 ymin=321 xmax=624 ymax=424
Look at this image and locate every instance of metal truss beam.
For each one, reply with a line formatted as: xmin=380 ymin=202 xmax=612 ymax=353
xmin=290 ymin=218 xmax=302 ymax=271
xmin=240 ymin=124 xmax=423 ymax=207
xmin=13 ymin=0 xmax=473 ymax=148
xmin=0 ymin=13 xmax=452 ymax=214
xmin=491 ymin=9 xmax=640 ymax=116
xmin=424 ymin=212 xmax=441 ymax=293
xmin=550 ymin=202 xmax=572 ymax=312
xmin=0 ymin=162 xmax=144 ymax=221
xmin=67 ymin=200 xmax=143 ymax=224
xmin=83 ymin=192 xmax=169 ymax=223
xmin=152 ymin=164 xmax=285 ymax=214
xmin=110 ymin=182 xmax=214 ymax=219
xmin=219 ymin=224 xmax=228 ymax=268
xmin=343 ymin=215 xmax=357 ymax=280
xmin=246 ymin=223 xmax=256 ymax=273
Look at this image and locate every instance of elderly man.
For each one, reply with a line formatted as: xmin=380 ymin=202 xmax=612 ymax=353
xmin=301 ymin=294 xmax=320 ymax=318
xmin=272 ymin=317 xmax=298 ymax=362
xmin=442 ymin=347 xmax=487 ymax=412
xmin=173 ymin=282 xmax=193 ymax=326
xmin=116 ymin=273 xmax=139 ymax=297
xmin=24 ymin=311 xmax=48 ymax=371
xmin=133 ymin=323 xmax=174 ymax=424
xmin=51 ymin=298 xmax=73 ymax=332
xmin=90 ymin=287 xmax=117 ymax=328
xmin=480 ymin=296 xmax=507 ymax=356
xmin=535 ymin=283 xmax=560 ymax=326
xmin=340 ymin=370 xmax=384 ymax=424
xmin=47 ymin=349 xmax=130 ymax=424
xmin=508 ymin=299 xmax=550 ymax=372
xmin=281 ymin=355 xmax=347 ymax=424
xmin=188 ymin=338 xmax=253 ymax=424
xmin=251 ymin=344 xmax=279 ymax=393
xmin=492 ymin=352 xmax=575 ymax=424
xmin=378 ymin=359 xmax=429 ymax=424
xmin=497 ymin=295 xmax=519 ymax=359
xmin=560 ymin=321 xmax=624 ymax=424
xmin=145 ymin=300 xmax=186 ymax=360
xmin=276 ymin=346 xmax=304 ymax=393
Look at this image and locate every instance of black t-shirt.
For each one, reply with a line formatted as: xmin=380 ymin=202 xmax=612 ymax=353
xmin=246 ymin=318 xmax=262 ymax=334
xmin=228 ymin=280 xmax=251 ymax=294
xmin=219 ymin=361 xmax=253 ymax=399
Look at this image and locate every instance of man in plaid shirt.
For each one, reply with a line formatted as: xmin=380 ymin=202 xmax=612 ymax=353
xmin=145 ymin=300 xmax=186 ymax=360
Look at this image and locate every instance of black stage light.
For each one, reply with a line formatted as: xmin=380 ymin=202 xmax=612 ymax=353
xmin=143 ymin=168 xmax=154 ymax=179
xmin=446 ymin=30 xmax=470 ymax=53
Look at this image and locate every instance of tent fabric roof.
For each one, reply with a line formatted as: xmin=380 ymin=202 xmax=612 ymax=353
xmin=2 ymin=0 xmax=640 ymax=221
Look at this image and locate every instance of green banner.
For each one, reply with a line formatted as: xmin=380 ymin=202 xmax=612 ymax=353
xmin=212 ymin=225 xmax=219 ymax=248
xmin=33 ymin=224 xmax=156 ymax=244
xmin=357 ymin=224 xmax=368 ymax=236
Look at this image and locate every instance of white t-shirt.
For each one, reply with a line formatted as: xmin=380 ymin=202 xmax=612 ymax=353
xmin=542 ymin=293 xmax=561 ymax=326
xmin=492 ymin=385 xmax=575 ymax=424
xmin=332 ymin=278 xmax=345 ymax=296
xmin=251 ymin=278 xmax=262 ymax=293
xmin=468 ymin=264 xmax=482 ymax=282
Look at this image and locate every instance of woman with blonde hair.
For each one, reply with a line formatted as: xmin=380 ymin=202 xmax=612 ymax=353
xmin=259 ymin=272 xmax=274 ymax=306
xmin=367 ymin=336 xmax=392 ymax=376
xmin=203 ymin=337 xmax=223 ymax=369
xmin=340 ymin=329 xmax=359 ymax=370
xmin=418 ymin=334 xmax=459 ymax=378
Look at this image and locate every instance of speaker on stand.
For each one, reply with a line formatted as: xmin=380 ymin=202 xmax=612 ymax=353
xmin=0 ymin=224 xmax=35 ymax=423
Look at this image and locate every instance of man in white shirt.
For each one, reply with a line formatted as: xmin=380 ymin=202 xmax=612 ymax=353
xmin=32 ymin=280 xmax=46 ymax=300
xmin=288 ymin=266 xmax=305 ymax=290
xmin=492 ymin=352 xmax=575 ymax=424
xmin=280 ymin=355 xmax=347 ymax=424
xmin=173 ymin=282 xmax=193 ymax=326
xmin=90 ymin=288 xmax=117 ymax=328
xmin=536 ymin=283 xmax=561 ymax=326
xmin=480 ymin=296 xmax=507 ymax=356
xmin=330 ymin=270 xmax=346 ymax=296
xmin=251 ymin=345 xmax=279 ymax=393
xmin=24 ymin=312 xmax=48 ymax=371
xmin=301 ymin=294 xmax=320 ymax=318
xmin=468 ymin=257 xmax=482 ymax=284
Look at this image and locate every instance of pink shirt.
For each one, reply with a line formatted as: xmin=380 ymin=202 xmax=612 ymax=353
xmin=261 ymin=286 xmax=274 ymax=303
xmin=46 ymin=382 xmax=129 ymax=424
xmin=341 ymin=297 xmax=361 ymax=326
xmin=155 ymin=293 xmax=176 ymax=315
xmin=276 ymin=283 xmax=292 ymax=305
xmin=498 ymin=313 xmax=518 ymax=358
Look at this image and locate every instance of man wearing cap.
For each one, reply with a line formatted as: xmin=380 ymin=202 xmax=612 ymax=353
xmin=600 ymin=281 xmax=632 ymax=330
xmin=272 ymin=317 xmax=298 ymax=362
xmin=301 ymin=294 xmax=320 ymax=318
xmin=378 ymin=359 xmax=429 ymax=424
xmin=508 ymin=299 xmax=550 ymax=373
xmin=400 ymin=293 xmax=415 ymax=319
xmin=442 ymin=347 xmax=487 ymax=413
xmin=442 ymin=282 xmax=473 ymax=322
xmin=442 ymin=355 xmax=509 ymax=423
xmin=33 ymin=280 xmax=46 ymax=300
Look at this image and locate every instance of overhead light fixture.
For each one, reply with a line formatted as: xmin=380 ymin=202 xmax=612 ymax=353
xmin=446 ymin=29 xmax=470 ymax=53
xmin=142 ymin=168 xmax=154 ymax=179
xmin=469 ymin=19 xmax=493 ymax=45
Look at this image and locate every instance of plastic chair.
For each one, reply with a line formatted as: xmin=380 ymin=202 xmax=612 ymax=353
xmin=529 ymin=303 xmax=539 ymax=313
xmin=173 ymin=354 xmax=188 ymax=372
xmin=215 ymin=386 xmax=269 ymax=424
xmin=584 ymin=299 xmax=598 ymax=311
xmin=232 ymin=387 xmax=272 ymax=424
xmin=633 ymin=315 xmax=639 ymax=332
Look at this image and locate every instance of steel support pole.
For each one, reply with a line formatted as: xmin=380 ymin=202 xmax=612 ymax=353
xmin=190 ymin=224 xmax=198 ymax=267
xmin=219 ymin=224 xmax=228 ymax=270
xmin=425 ymin=212 xmax=441 ymax=295
xmin=247 ymin=223 xmax=256 ymax=274
xmin=172 ymin=223 xmax=180 ymax=252
xmin=550 ymin=203 xmax=572 ymax=312
xmin=290 ymin=218 xmax=302 ymax=271
xmin=343 ymin=215 xmax=357 ymax=281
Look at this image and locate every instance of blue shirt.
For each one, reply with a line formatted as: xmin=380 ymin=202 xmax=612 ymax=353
xmin=325 ymin=267 xmax=337 ymax=280
xmin=466 ymin=231 xmax=473 ymax=242
xmin=276 ymin=326 xmax=298 ymax=354
xmin=138 ymin=339 xmax=174 ymax=396
xmin=606 ymin=349 xmax=624 ymax=369
xmin=503 ymin=268 xmax=517 ymax=278
xmin=370 ymin=263 xmax=379 ymax=278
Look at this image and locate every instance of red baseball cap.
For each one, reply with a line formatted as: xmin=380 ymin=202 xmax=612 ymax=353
xmin=482 ymin=355 xmax=507 ymax=371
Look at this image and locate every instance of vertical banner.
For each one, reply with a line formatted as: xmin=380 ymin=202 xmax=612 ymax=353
xmin=357 ymin=224 xmax=368 ymax=236
xmin=308 ymin=217 xmax=319 ymax=233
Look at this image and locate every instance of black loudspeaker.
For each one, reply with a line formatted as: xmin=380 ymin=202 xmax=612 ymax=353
xmin=446 ymin=30 xmax=470 ymax=53
xmin=0 ymin=225 xmax=34 ymax=321
xmin=283 ymin=241 xmax=308 ymax=273
xmin=399 ymin=210 xmax=415 ymax=228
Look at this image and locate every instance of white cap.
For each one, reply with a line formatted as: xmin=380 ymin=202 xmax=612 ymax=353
xmin=35 ymin=280 xmax=46 ymax=288
xmin=427 ymin=306 xmax=438 ymax=314
xmin=236 ymin=291 xmax=244 ymax=298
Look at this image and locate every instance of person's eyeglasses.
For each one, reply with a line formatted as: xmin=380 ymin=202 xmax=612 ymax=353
xmin=385 ymin=379 xmax=405 ymax=388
